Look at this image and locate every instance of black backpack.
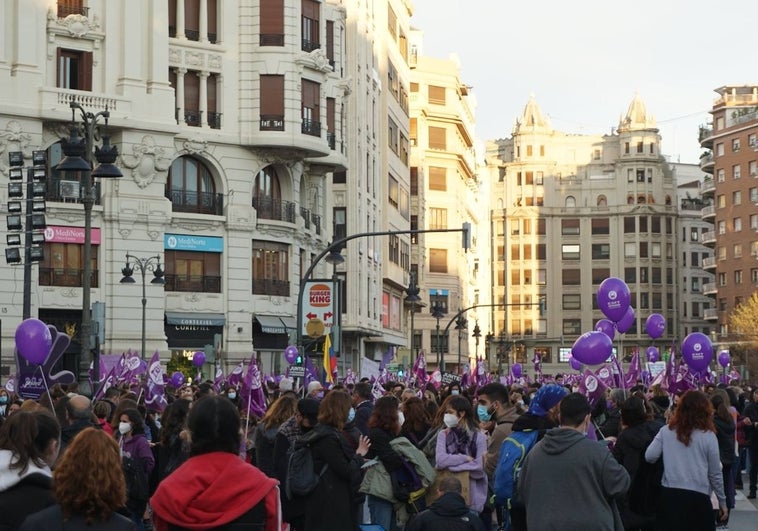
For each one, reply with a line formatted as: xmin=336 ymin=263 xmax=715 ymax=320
xmin=285 ymin=430 xmax=328 ymax=499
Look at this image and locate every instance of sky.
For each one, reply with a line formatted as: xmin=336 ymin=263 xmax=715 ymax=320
xmin=409 ymin=0 xmax=756 ymax=164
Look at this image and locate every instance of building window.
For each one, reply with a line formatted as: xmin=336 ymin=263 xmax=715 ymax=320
xmin=388 ymin=117 xmax=399 ymax=154
xmin=429 ymin=249 xmax=447 ymax=273
xmin=429 ymin=85 xmax=445 ymax=105
xmin=735 ymin=270 xmax=743 ymax=284
xmin=734 ymin=217 xmax=743 ymax=232
xmin=166 ymin=157 xmax=221 ymax=215
xmin=333 ymin=207 xmax=346 ymax=241
xmin=591 ymin=218 xmax=609 ymax=235
xmin=252 ymin=241 xmax=289 ymax=296
xmin=260 ymin=0 xmax=285 ymax=45
xmin=562 ymin=269 xmax=580 ymax=285
xmin=58 ymin=0 xmax=87 ymax=18
xmin=165 ymin=251 xmax=221 ymax=293
xmin=624 ymin=242 xmax=636 ymax=257
xmin=429 ymin=208 xmax=447 ymax=230
xmin=56 ymin=48 xmax=92 ymax=91
xmin=561 ymin=244 xmax=580 ymax=260
xmin=388 ymin=175 xmax=399 ymax=208
xmin=717 ymin=168 xmax=725 ymax=182
xmin=301 ymin=79 xmax=321 ymax=136
xmin=591 ymin=243 xmax=610 ymax=260
xmin=301 ymin=0 xmax=320 ymax=51
xmin=733 ymin=138 xmax=741 ymax=152
xmin=592 ymin=268 xmax=610 ymax=284
xmin=253 ymin=166 xmax=293 ymax=222
xmin=428 ymin=126 xmax=446 ymax=150
xmin=733 ymin=190 xmax=742 ymax=206
xmin=428 ymin=166 xmax=447 ymax=191
xmin=561 ymin=219 xmax=580 ymax=235
xmin=563 ymin=294 xmax=581 ymax=310
xmin=625 ymin=267 xmax=636 ymax=284
xmin=718 ymin=272 xmax=727 ymax=286
xmin=39 ymin=242 xmax=99 ymax=288
xmin=388 ymin=235 xmax=400 ymax=264
xmin=563 ymin=319 xmax=582 ymax=335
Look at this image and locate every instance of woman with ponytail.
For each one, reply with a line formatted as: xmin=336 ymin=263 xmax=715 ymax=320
xmin=0 ymin=409 xmax=61 ymax=530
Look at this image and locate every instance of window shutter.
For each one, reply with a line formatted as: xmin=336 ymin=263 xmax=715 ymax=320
xmin=260 ymin=75 xmax=284 ymax=115
xmin=428 ymin=126 xmax=446 ymax=150
xmin=261 ymin=0 xmax=284 ymax=35
xmin=80 ymin=51 xmax=93 ymax=91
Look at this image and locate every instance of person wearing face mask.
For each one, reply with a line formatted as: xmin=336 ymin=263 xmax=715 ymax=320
xmin=518 ymin=393 xmax=630 ymax=531
xmin=434 ymin=395 xmax=488 ymax=523
xmin=477 ymin=383 xmax=519 ymax=481
xmin=0 ymin=391 xmax=9 ymax=418
xmin=117 ymin=409 xmax=155 ymax=530
xmin=0 ymin=410 xmax=61 ymax=530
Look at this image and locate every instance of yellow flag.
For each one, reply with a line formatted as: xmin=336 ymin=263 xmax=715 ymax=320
xmin=323 ymin=333 xmax=333 ymax=383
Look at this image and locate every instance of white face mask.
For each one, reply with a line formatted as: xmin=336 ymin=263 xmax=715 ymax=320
xmin=443 ymin=413 xmax=459 ymax=428
xmin=397 ymin=412 xmax=405 ymax=426
xmin=118 ymin=422 xmax=132 ymax=435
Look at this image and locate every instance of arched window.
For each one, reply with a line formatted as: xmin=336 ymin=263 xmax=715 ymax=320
xmin=637 ymin=195 xmax=647 ymax=204
xmin=665 ymin=195 xmax=672 ymax=205
xmin=597 ymin=195 xmax=607 ymax=207
xmin=627 ymin=195 xmax=634 ymax=205
xmin=254 ymin=166 xmax=294 ymax=222
xmin=166 ymin=157 xmax=220 ymax=214
xmin=565 ymin=196 xmax=576 ymax=208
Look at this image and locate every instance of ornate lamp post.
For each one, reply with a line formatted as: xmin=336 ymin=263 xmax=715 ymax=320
xmin=120 ymin=253 xmax=165 ymax=360
xmin=454 ymin=313 xmax=467 ymax=373
xmin=472 ymin=322 xmax=481 ymax=369
xmin=405 ymin=273 xmax=421 ymax=358
xmin=431 ymin=302 xmax=446 ymax=370
xmin=56 ymin=102 xmax=123 ymax=392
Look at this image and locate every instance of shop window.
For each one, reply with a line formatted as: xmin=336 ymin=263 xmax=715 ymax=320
xmin=252 ymin=241 xmax=289 ymax=296
xmin=165 ymin=251 xmax=221 ymax=293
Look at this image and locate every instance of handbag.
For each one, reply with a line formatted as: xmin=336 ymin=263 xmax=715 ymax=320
xmin=429 ymin=469 xmax=470 ymax=505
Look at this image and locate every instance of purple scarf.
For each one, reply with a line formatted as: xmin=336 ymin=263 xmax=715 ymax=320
xmin=445 ymin=426 xmax=478 ymax=457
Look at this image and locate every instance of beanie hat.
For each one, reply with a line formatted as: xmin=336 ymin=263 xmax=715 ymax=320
xmin=298 ymin=398 xmax=320 ymax=424
xmin=307 ymin=381 xmax=323 ymax=394
xmin=528 ymin=384 xmax=569 ymax=417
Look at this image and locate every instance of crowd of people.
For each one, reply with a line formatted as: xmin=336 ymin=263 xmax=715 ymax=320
xmin=0 ymin=373 xmax=756 ymax=531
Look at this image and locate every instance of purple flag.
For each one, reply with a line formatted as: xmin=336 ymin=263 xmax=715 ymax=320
xmin=533 ymin=352 xmax=542 ymax=375
xmin=4 ymin=376 xmax=16 ymax=394
xmin=379 ymin=347 xmax=395 ymax=371
xmin=226 ymin=362 xmax=244 ymax=389
xmin=240 ymin=354 xmax=266 ymax=419
xmin=371 ymin=378 xmax=385 ymax=400
xmin=213 ymin=366 xmax=225 ymax=393
xmin=429 ymin=369 xmax=442 ymax=390
xmin=304 ymin=356 xmax=320 ymax=384
xmin=94 ymin=364 xmax=119 ymax=400
xmin=579 ymin=369 xmax=609 ymax=407
xmin=144 ymin=351 xmax=168 ymax=412
xmin=624 ymin=350 xmax=642 ymax=390
xmin=728 ymin=369 xmax=741 ymax=383
xmin=412 ymin=351 xmax=427 ymax=385
xmin=344 ymin=368 xmax=357 ymax=386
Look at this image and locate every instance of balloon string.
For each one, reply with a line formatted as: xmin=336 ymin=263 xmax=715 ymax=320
xmin=615 ymin=336 xmax=627 ymax=400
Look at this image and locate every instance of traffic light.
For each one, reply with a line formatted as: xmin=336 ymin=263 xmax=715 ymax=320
xmin=461 ymin=222 xmax=471 ymax=251
xmin=296 ymin=353 xmax=303 ymax=365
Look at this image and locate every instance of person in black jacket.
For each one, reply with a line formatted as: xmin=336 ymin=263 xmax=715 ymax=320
xmin=0 ymin=410 xmax=61 ymax=531
xmin=744 ymin=388 xmax=758 ymax=498
xmin=711 ymin=390 xmax=736 ymax=524
xmin=304 ymin=390 xmax=370 ymax=531
xmin=611 ymin=394 xmax=664 ymax=531
xmin=352 ymin=382 xmax=374 ymax=436
xmin=407 ymin=475 xmax=485 ymax=531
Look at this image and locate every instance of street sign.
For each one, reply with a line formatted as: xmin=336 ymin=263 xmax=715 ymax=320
xmin=301 ymin=279 xmax=336 ymax=337
xmin=289 ymin=366 xmax=305 ymax=378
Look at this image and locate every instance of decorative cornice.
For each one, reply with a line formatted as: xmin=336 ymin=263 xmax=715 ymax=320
xmin=120 ymin=135 xmax=172 ymax=189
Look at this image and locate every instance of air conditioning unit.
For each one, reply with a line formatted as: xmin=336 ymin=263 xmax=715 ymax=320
xmin=59 ymin=180 xmax=80 ymax=199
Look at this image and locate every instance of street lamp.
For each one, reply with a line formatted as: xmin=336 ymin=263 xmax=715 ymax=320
xmin=56 ymin=101 xmax=122 ymax=392
xmin=120 ymin=253 xmax=165 ymax=360
xmin=405 ymin=272 xmax=421 ymax=359
xmin=472 ymin=322 xmax=481 ymax=368
xmin=431 ymin=302 xmax=445 ymax=370
xmin=454 ymin=313 xmax=467 ymax=373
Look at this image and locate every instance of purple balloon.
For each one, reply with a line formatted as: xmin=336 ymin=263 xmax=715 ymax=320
xmin=284 ymin=345 xmax=299 ymax=364
xmin=717 ymin=350 xmax=730 ymax=368
xmin=571 ymin=331 xmax=613 ymax=366
xmin=646 ymin=346 xmax=659 ymax=363
xmin=192 ymin=351 xmax=206 ymax=367
xmin=616 ymin=306 xmax=636 ymax=334
xmin=15 ymin=318 xmax=52 ymax=365
xmin=511 ymin=363 xmax=523 ymax=378
xmin=645 ymin=313 xmax=666 ymax=339
xmin=170 ymin=371 xmax=185 ymax=387
xmin=681 ymin=332 xmax=713 ymax=372
xmin=594 ymin=319 xmax=616 ymax=341
xmin=568 ymin=355 xmax=583 ymax=371
xmin=597 ymin=277 xmax=631 ymax=322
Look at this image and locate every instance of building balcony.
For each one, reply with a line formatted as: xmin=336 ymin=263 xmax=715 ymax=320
xmin=703 ymin=308 xmax=718 ymax=320
xmin=168 ymin=190 xmax=224 ymax=215
xmin=250 ymin=116 xmax=330 ymax=158
xmin=700 ymin=152 xmax=714 ymax=173
xmin=699 ymin=125 xmax=713 ymax=149
xmin=253 ymin=196 xmax=297 ymax=224
xmin=252 ymin=278 xmax=290 ymax=297
xmin=701 ymin=179 xmax=715 ymax=197
xmin=260 ymin=115 xmax=285 ymax=131
xmin=39 ymin=268 xmax=99 ymax=288
xmin=703 ymin=282 xmax=717 ymax=295
xmin=700 ymin=230 xmax=716 ymax=246
xmin=701 ymin=204 xmax=716 ymax=220
xmin=702 ymin=256 xmax=717 ymax=270
xmin=301 ymin=119 xmax=321 ymax=137
xmin=164 ymin=275 xmax=221 ymax=293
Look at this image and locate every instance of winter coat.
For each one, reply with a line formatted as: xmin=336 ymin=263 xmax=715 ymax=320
xmin=150 ymin=451 xmax=280 ymax=531
xmin=406 ymin=492 xmax=486 ymax=531
xmin=304 ymin=424 xmax=364 ymax=531
xmin=254 ymin=422 xmax=280 ymax=478
xmin=272 ymin=417 xmax=306 ymax=524
xmin=744 ymin=402 xmax=758 ymax=449
xmin=713 ymin=415 xmax=737 ymax=465
xmin=0 ymin=450 xmax=55 ymax=531
xmin=519 ymin=428 xmax=630 ymax=531
xmin=120 ymin=433 xmax=156 ymax=475
xmin=612 ymin=420 xmax=664 ymax=481
xmin=354 ymin=400 xmax=373 ymax=436
xmin=435 ymin=427 xmax=488 ymax=512
xmin=484 ymin=405 xmax=520 ymax=479
xmin=19 ymin=504 xmax=136 ymax=531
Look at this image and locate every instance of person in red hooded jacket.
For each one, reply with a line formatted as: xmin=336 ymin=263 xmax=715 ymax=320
xmin=150 ymin=395 xmax=281 ymax=531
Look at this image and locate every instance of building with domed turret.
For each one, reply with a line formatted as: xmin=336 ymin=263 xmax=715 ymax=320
xmin=485 ymin=94 xmax=691 ymax=376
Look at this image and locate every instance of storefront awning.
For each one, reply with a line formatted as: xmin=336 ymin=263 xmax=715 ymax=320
xmin=254 ymin=315 xmax=288 ymax=334
xmin=279 ymin=316 xmax=297 ymax=330
xmin=165 ymin=312 xmax=226 ymax=327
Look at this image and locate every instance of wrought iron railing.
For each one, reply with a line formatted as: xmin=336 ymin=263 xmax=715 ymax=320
xmin=302 ymin=39 xmax=320 ymax=52
xmin=253 ymin=196 xmax=296 ymax=223
xmin=252 ymin=278 xmax=290 ymax=296
xmin=57 ymin=1 xmax=88 ymax=18
xmin=39 ymin=268 xmax=99 ymax=288
xmin=208 ymin=112 xmax=222 ymax=129
xmin=301 ymin=118 xmax=321 ymax=137
xmin=184 ymin=110 xmax=202 ymax=127
xmin=167 ymin=190 xmax=224 ymax=215
xmin=260 ymin=115 xmax=285 ymax=131
xmin=300 ymin=207 xmax=311 ymax=229
xmin=164 ymin=274 xmax=221 ymax=293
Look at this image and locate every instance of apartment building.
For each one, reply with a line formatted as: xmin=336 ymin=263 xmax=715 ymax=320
xmin=0 ymin=0 xmax=351 ymax=377
xmin=486 ymin=94 xmax=679 ymax=376
xmin=698 ymin=85 xmax=758 ymax=363
xmin=407 ymin=31 xmax=481 ymax=372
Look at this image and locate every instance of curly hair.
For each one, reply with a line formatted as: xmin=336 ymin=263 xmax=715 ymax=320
xmin=159 ymin=398 xmax=191 ymax=447
xmin=401 ymin=396 xmax=430 ymax=434
xmin=261 ymin=394 xmax=298 ymax=430
xmin=53 ymin=428 xmax=126 ymax=524
xmin=669 ymin=390 xmax=715 ymax=446
xmin=368 ymin=395 xmax=401 ymax=434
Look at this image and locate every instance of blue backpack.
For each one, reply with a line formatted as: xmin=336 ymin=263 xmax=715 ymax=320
xmin=492 ymin=430 xmax=539 ymax=507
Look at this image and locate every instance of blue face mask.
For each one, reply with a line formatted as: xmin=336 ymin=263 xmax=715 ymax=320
xmin=0 ymin=396 xmax=7 ymax=405
xmin=347 ymin=407 xmax=356 ymax=423
xmin=477 ymin=404 xmax=492 ymax=422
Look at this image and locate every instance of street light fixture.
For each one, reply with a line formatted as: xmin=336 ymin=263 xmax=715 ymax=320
xmin=454 ymin=313 xmax=467 ymax=373
xmin=120 ymin=253 xmax=165 ymax=360
xmin=405 ymin=273 xmax=421 ymax=359
xmin=56 ymin=102 xmax=123 ymax=391
xmin=472 ymin=322 xmax=481 ymax=368
xmin=431 ymin=302 xmax=446 ymax=370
